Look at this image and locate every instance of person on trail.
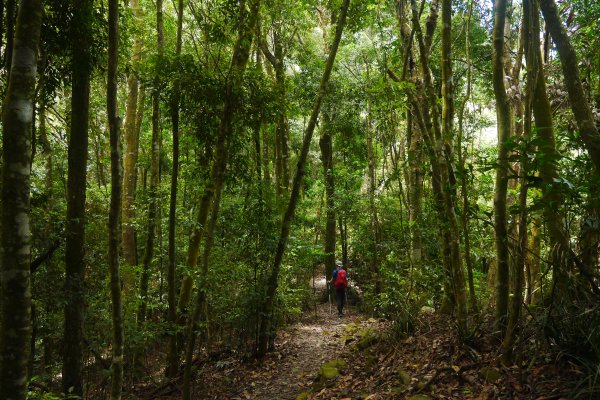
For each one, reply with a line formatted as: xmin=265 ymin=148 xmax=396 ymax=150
xmin=330 ymin=261 xmax=348 ymax=317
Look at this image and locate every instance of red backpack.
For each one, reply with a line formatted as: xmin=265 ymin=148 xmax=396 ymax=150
xmin=335 ymin=269 xmax=347 ymax=288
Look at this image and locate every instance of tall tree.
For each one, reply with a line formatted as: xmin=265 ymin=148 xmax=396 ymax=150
xmin=176 ymin=0 xmax=260 ymax=327
xmin=409 ymin=0 xmax=468 ymax=336
xmin=365 ymin=97 xmax=381 ymax=293
xmin=262 ymin=25 xmax=290 ymax=198
xmin=258 ymin=0 xmax=351 ymax=357
xmin=457 ymin=0 xmax=477 ymax=312
xmin=319 ymin=109 xmax=337 ymax=281
xmin=0 ymin=0 xmax=43 ymax=398
xmin=181 ymin=0 xmax=261 ymax=396
xmin=137 ymin=0 xmax=165 ymax=330
xmin=63 ymin=0 xmax=93 ymax=396
xmin=107 ymin=0 xmax=124 ymax=396
xmin=122 ymin=0 xmax=144 ymax=273
xmin=166 ymin=0 xmax=184 ymax=379
xmin=492 ymin=0 xmax=512 ymax=334
xmin=526 ymin=0 xmax=569 ymax=294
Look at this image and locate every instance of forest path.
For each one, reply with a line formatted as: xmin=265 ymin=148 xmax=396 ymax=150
xmin=195 ymin=276 xmax=367 ymax=400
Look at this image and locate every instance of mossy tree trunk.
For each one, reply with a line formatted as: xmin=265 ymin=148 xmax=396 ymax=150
xmin=491 ymin=0 xmax=512 ymax=336
xmin=137 ymin=0 xmax=165 ymax=334
xmin=320 ymin=110 xmax=337 ymax=281
xmin=539 ymin=0 xmax=600 ymax=176
xmin=409 ymin=0 xmax=468 ymax=337
xmin=63 ymin=0 xmax=93 ymax=396
xmin=107 ymin=0 xmax=124 ymax=396
xmin=457 ymin=0 xmax=477 ymax=312
xmin=0 ymin=0 xmax=43 ymax=398
xmin=166 ymin=0 xmax=184 ymax=380
xmin=122 ymin=0 xmax=144 ymax=275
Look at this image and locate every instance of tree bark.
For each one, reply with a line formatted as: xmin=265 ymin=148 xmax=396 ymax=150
xmin=0 ymin=1 xmax=42 ymax=398
xmin=527 ymin=0 xmax=569 ymax=293
xmin=107 ymin=0 xmax=124 ymax=396
xmin=166 ymin=0 xmax=185 ymax=380
xmin=457 ymin=0 xmax=477 ymax=312
xmin=319 ymin=111 xmax=337 ymax=281
xmin=539 ymin=0 xmax=600 ymax=177
xmin=409 ymin=0 xmax=468 ymax=337
xmin=63 ymin=0 xmax=93 ymax=396
xmin=366 ymin=98 xmax=382 ymax=293
xmin=258 ymin=0 xmax=351 ymax=358
xmin=122 ymin=0 xmax=144 ymax=272
xmin=492 ymin=0 xmax=512 ymax=335
xmin=137 ymin=0 xmax=164 ymax=333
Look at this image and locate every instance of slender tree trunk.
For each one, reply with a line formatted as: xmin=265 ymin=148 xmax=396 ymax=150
xmin=440 ymin=0 xmax=468 ymax=329
xmin=166 ymin=0 xmax=184 ymax=380
xmin=409 ymin=0 xmax=468 ymax=337
xmin=366 ymin=98 xmax=382 ymax=293
xmin=395 ymin=0 xmax=423 ymax=272
xmin=406 ymin=110 xmax=423 ymax=270
xmin=457 ymin=0 xmax=477 ymax=312
xmin=258 ymin=0 xmax=351 ymax=357
xmin=182 ymin=186 xmax=222 ymax=400
xmin=137 ymin=0 xmax=164 ymax=332
xmin=500 ymin=5 xmax=533 ymax=359
xmin=0 ymin=1 xmax=42 ymax=398
xmin=107 ymin=0 xmax=124 ymax=396
xmin=492 ymin=0 xmax=512 ymax=335
xmin=539 ymin=0 xmax=600 ymax=176
xmin=63 ymin=0 xmax=93 ymax=396
xmin=122 ymin=0 xmax=144 ymax=272
xmin=177 ymin=0 xmax=261 ymax=363
xmin=319 ymin=111 xmax=337 ymax=281
xmin=274 ymin=28 xmax=290 ymax=195
xmin=527 ymin=0 xmax=569 ymax=293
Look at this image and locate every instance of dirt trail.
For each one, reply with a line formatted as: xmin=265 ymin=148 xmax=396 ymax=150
xmin=198 ymin=276 xmax=364 ymax=400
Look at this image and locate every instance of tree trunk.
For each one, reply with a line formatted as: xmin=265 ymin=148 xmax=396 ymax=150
xmin=527 ymin=217 xmax=542 ymax=304
xmin=539 ymin=0 xmax=600 ymax=177
xmin=457 ymin=0 xmax=477 ymax=312
xmin=319 ymin=112 xmax=337 ymax=281
xmin=137 ymin=0 xmax=164 ymax=332
xmin=366 ymin=99 xmax=382 ymax=293
xmin=0 ymin=2 xmax=42 ymax=398
xmin=166 ymin=0 xmax=184 ymax=380
xmin=492 ymin=0 xmax=512 ymax=335
xmin=107 ymin=0 xmax=124 ymax=396
xmin=409 ymin=0 xmax=468 ymax=337
xmin=258 ymin=0 xmax=351 ymax=358
xmin=63 ymin=0 xmax=93 ymax=396
xmin=527 ymin=0 xmax=569 ymax=293
xmin=122 ymin=0 xmax=144 ymax=272
xmin=177 ymin=0 xmax=261 ymax=364
xmin=182 ymin=186 xmax=222 ymax=400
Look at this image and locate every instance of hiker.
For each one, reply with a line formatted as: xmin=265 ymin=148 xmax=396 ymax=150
xmin=330 ymin=261 xmax=348 ymax=317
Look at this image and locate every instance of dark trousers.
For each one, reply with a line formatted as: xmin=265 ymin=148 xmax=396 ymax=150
xmin=335 ymin=286 xmax=346 ymax=314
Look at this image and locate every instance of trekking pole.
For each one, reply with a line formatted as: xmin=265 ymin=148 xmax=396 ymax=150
xmin=327 ymin=282 xmax=332 ymax=315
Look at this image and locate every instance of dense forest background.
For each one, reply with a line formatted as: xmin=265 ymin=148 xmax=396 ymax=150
xmin=0 ymin=0 xmax=599 ymax=398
